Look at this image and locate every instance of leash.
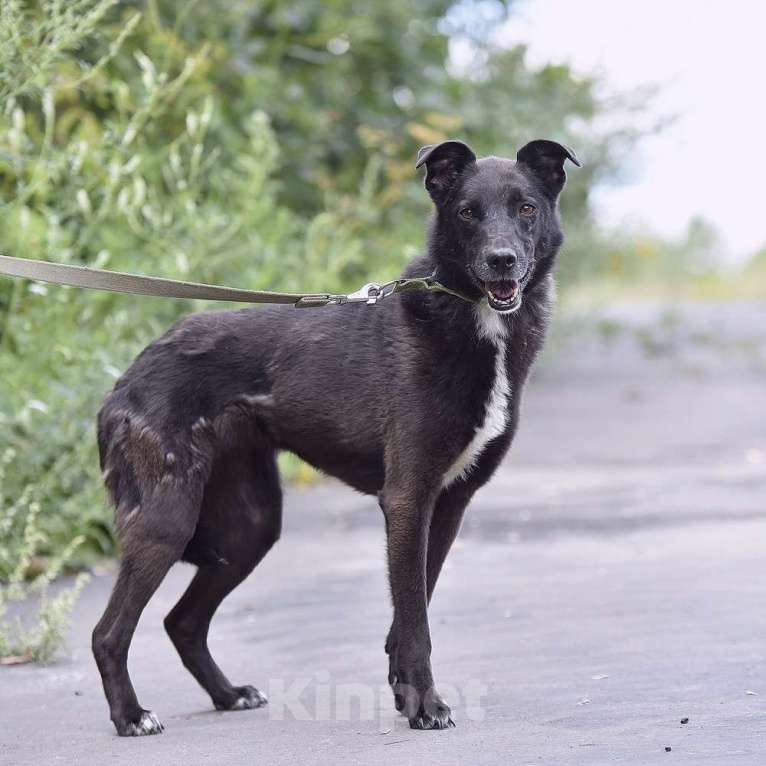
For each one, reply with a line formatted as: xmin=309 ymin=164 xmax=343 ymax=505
xmin=0 ymin=254 xmax=477 ymax=308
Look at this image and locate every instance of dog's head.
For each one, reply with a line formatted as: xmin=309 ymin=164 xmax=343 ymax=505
xmin=417 ymin=139 xmax=580 ymax=313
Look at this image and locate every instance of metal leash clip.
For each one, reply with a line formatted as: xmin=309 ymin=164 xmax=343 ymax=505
xmin=294 ymin=279 xmax=402 ymax=308
xmin=344 ymin=280 xmax=399 ymax=305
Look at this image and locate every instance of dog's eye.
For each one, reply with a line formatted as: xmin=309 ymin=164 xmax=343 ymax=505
xmin=458 ymin=208 xmax=474 ymax=221
xmin=519 ymin=203 xmax=536 ymax=217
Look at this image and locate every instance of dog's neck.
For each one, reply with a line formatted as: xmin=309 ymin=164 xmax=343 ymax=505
xmin=473 ymin=300 xmax=509 ymax=344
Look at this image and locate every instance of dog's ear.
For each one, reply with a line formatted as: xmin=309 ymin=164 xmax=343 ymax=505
xmin=415 ymin=140 xmax=477 ymax=204
xmin=516 ymin=140 xmax=581 ymax=199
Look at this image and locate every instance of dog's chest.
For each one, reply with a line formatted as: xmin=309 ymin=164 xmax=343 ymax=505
xmin=442 ymin=306 xmax=510 ymax=487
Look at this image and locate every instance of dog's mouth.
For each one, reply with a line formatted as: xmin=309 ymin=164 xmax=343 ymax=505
xmin=483 ymin=279 xmax=522 ymax=313
xmin=481 ymin=262 xmax=534 ymax=313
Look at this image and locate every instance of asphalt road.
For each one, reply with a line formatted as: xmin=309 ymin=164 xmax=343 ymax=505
xmin=1 ymin=301 xmax=765 ymax=765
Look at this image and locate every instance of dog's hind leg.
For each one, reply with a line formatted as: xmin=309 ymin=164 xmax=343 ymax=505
xmin=164 ymin=564 xmax=269 ymax=711
xmin=164 ymin=448 xmax=282 ymax=712
xmin=92 ymin=480 xmax=201 ymax=737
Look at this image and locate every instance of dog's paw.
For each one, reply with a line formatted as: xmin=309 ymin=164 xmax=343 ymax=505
xmin=408 ymin=695 xmax=455 ymax=731
xmin=409 ymin=708 xmax=455 ymax=730
xmin=118 ymin=710 xmax=164 ymax=737
xmin=216 ymin=685 xmax=268 ymax=711
xmin=232 ymin=685 xmax=268 ymax=710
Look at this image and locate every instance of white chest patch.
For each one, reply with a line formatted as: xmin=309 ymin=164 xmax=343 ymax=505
xmin=442 ymin=302 xmax=510 ymax=487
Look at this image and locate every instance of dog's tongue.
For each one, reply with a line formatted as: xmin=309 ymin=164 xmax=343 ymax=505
xmin=486 ymin=280 xmax=518 ymax=300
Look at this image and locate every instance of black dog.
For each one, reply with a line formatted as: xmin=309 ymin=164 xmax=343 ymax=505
xmin=92 ymin=138 xmax=579 ymax=735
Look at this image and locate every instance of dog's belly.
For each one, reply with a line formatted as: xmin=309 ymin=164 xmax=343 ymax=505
xmin=280 ymin=437 xmax=385 ymax=495
xmin=442 ymin=306 xmax=510 ymax=487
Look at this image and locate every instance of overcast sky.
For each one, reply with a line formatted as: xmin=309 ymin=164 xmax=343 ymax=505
xmin=496 ymin=0 xmax=766 ymax=262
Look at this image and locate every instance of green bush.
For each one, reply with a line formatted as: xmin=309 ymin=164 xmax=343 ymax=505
xmin=0 ymin=84 xmax=288 ymax=562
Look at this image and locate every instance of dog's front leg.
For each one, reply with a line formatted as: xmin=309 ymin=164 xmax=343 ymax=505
xmin=385 ymin=482 xmax=475 ymax=717
xmin=380 ymin=482 xmax=454 ymax=730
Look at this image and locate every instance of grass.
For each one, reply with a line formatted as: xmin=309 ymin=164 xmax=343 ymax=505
xmin=0 ymin=448 xmax=90 ymax=664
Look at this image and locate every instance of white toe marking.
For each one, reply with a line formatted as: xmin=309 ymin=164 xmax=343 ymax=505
xmin=127 ymin=711 xmax=163 ymax=736
xmin=442 ymin=303 xmax=510 ymax=487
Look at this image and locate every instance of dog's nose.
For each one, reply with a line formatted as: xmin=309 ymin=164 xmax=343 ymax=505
xmin=486 ymin=249 xmax=517 ymax=274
